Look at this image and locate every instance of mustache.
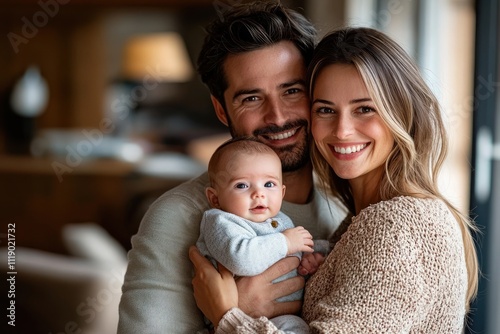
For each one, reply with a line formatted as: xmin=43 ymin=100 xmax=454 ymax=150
xmin=253 ymin=119 xmax=308 ymax=136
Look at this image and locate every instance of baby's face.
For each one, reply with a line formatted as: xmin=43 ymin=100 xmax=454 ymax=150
xmin=212 ymin=152 xmax=285 ymax=222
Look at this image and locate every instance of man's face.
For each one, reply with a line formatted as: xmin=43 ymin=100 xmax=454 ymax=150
xmin=214 ymin=41 xmax=311 ymax=172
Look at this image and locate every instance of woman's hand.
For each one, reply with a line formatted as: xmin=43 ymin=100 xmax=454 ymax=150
xmin=189 ymin=246 xmax=238 ymax=327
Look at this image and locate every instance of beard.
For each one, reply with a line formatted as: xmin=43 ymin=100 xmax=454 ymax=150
xmin=227 ymin=118 xmax=311 ymax=173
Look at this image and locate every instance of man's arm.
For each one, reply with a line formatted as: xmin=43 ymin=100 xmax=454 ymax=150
xmin=236 ymin=256 xmax=304 ymax=318
xmin=119 ymin=175 xmax=306 ymax=333
xmin=118 ymin=176 xmax=210 ymax=334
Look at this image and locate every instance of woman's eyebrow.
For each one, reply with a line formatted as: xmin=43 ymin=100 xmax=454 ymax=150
xmin=312 ymin=97 xmax=372 ymax=105
xmin=312 ymin=98 xmax=333 ymax=105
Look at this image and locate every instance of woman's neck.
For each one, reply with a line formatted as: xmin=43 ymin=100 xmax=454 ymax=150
xmin=350 ymin=170 xmax=384 ymax=215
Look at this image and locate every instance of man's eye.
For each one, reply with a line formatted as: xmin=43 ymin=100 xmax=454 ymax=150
xmin=235 ymin=183 xmax=248 ymax=189
xmin=264 ymin=181 xmax=276 ymax=188
xmin=242 ymin=96 xmax=259 ymax=102
xmin=286 ymin=88 xmax=301 ymax=95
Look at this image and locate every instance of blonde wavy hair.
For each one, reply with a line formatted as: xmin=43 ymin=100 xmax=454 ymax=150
xmin=307 ymin=27 xmax=478 ymax=308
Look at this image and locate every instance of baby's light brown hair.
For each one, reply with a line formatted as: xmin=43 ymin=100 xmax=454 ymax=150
xmin=208 ymin=136 xmax=281 ymax=188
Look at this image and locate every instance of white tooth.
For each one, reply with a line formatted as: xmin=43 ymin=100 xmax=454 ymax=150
xmin=334 ymin=144 xmax=367 ymax=154
xmin=269 ymin=129 xmax=296 ymax=140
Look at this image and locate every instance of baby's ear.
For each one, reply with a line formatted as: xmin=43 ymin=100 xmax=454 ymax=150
xmin=282 ymin=184 xmax=286 ymax=199
xmin=205 ymin=187 xmax=220 ymax=208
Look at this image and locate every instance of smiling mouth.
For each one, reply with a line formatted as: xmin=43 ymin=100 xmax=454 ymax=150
xmin=333 ymin=144 xmax=367 ymax=154
xmin=264 ymin=128 xmax=297 ymax=141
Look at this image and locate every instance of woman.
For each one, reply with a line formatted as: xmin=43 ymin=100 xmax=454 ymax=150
xmin=189 ymin=27 xmax=478 ymax=333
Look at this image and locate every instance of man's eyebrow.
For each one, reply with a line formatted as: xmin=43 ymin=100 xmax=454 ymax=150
xmin=280 ymin=79 xmax=306 ymax=89
xmin=232 ymin=89 xmax=262 ymax=102
xmin=232 ymin=79 xmax=306 ymax=102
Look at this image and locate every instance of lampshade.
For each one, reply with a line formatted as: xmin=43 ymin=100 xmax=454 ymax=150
xmin=121 ymin=32 xmax=193 ymax=82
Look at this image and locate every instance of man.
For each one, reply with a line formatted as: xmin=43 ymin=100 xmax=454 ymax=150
xmin=118 ymin=2 xmax=347 ymax=333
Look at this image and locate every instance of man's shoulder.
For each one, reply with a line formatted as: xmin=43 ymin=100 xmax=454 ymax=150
xmin=139 ymin=172 xmax=212 ymax=230
xmin=153 ymin=172 xmax=211 ymax=209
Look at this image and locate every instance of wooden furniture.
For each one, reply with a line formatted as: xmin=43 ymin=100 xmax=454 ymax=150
xmin=0 ymin=155 xmax=187 ymax=254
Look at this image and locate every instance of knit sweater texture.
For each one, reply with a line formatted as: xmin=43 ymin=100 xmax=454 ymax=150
xmin=216 ymin=196 xmax=468 ymax=333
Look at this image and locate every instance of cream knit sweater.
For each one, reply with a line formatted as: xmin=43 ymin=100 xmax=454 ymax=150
xmin=216 ymin=196 xmax=468 ymax=333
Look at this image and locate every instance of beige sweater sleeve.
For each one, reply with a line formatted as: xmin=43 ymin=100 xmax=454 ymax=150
xmin=215 ymin=197 xmax=466 ymax=334
xmin=303 ymin=200 xmax=429 ymax=332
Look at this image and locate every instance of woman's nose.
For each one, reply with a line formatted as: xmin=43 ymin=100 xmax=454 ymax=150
xmin=334 ymin=114 xmax=354 ymax=139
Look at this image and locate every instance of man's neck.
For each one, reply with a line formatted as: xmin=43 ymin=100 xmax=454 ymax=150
xmin=282 ymin=163 xmax=313 ymax=205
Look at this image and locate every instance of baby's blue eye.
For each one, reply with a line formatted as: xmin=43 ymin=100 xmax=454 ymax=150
xmin=235 ymin=183 xmax=248 ymax=189
xmin=264 ymin=181 xmax=275 ymax=188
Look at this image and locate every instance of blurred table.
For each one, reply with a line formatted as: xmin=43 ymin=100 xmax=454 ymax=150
xmin=0 ymin=155 xmax=195 ymax=254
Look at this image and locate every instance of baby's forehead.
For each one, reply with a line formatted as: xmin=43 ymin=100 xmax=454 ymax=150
xmin=211 ymin=151 xmax=281 ymax=184
xmin=217 ymin=149 xmax=276 ymax=170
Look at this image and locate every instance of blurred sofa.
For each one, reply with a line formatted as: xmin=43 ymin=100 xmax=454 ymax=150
xmin=1 ymin=223 xmax=127 ymax=334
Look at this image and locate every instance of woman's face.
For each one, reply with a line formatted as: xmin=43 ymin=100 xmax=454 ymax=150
xmin=311 ymin=64 xmax=394 ymax=187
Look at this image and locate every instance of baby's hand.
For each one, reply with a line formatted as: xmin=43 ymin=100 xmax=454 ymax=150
xmin=298 ymin=252 xmax=325 ymax=276
xmin=282 ymin=226 xmax=313 ymax=255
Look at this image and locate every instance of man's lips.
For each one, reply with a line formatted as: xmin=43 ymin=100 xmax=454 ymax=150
xmin=254 ymin=119 xmax=308 ymax=143
xmin=265 ymin=128 xmax=297 ymax=140
xmin=258 ymin=127 xmax=301 ymax=144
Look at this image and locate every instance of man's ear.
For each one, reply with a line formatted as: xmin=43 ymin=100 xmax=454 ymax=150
xmin=210 ymin=95 xmax=228 ymax=126
xmin=205 ymin=186 xmax=221 ymax=209
xmin=282 ymin=184 xmax=286 ymax=199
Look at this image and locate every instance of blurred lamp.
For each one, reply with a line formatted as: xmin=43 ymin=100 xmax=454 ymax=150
xmin=121 ymin=32 xmax=193 ymax=83
xmin=10 ymin=66 xmax=49 ymax=117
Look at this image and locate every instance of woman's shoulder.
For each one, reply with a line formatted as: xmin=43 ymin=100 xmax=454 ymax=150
xmin=357 ymin=196 xmax=451 ymax=223
xmin=352 ymin=196 xmax=459 ymax=243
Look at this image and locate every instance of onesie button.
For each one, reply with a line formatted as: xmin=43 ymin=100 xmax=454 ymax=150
xmin=271 ymin=220 xmax=278 ymax=228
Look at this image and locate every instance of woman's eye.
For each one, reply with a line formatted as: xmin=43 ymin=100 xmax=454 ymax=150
xmin=264 ymin=181 xmax=275 ymax=188
xmin=315 ymin=107 xmax=334 ymax=114
xmin=235 ymin=183 xmax=248 ymax=189
xmin=360 ymin=106 xmax=375 ymax=113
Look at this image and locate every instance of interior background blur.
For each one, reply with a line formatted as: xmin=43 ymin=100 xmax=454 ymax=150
xmin=0 ymin=0 xmax=497 ymax=333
